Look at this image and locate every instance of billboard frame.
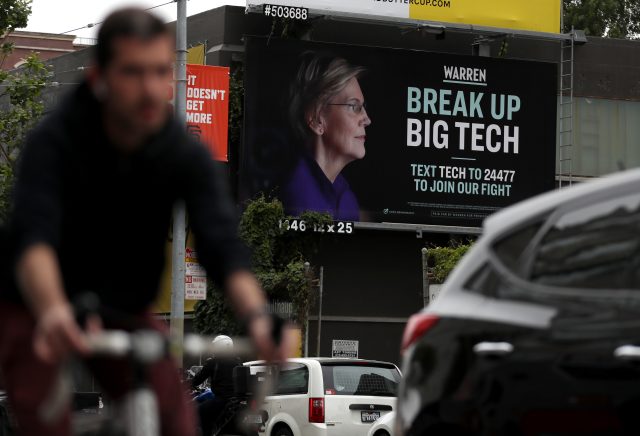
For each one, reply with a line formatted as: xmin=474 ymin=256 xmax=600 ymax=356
xmin=243 ymin=6 xmax=585 ymax=236
xmin=355 ymin=222 xmax=482 ymax=236
xmin=245 ymin=5 xmax=587 ymax=43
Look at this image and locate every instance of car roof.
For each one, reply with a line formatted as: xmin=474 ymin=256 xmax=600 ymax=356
xmin=308 ymin=357 xmax=397 ymax=366
xmin=245 ymin=357 xmax=398 ymax=367
xmin=483 ymin=168 xmax=640 ymax=237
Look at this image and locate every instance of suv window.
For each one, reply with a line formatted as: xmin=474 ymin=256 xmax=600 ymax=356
xmin=273 ymin=363 xmax=309 ymax=395
xmin=248 ymin=363 xmax=309 ymax=395
xmin=321 ymin=363 xmax=400 ymax=396
xmin=530 ymin=193 xmax=640 ymax=289
xmin=492 ymin=221 xmax=544 ymax=273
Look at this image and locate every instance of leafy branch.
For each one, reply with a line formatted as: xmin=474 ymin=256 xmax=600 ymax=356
xmin=194 ymin=196 xmax=331 ymax=353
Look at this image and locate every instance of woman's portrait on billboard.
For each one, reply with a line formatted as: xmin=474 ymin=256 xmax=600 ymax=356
xmin=280 ymin=51 xmax=371 ymax=221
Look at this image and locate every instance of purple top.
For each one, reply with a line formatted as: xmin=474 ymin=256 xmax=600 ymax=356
xmin=281 ymin=155 xmax=360 ymax=221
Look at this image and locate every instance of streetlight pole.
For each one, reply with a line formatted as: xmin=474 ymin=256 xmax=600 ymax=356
xmin=170 ymin=0 xmax=188 ymax=369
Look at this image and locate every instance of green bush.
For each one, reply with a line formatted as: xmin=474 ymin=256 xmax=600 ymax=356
xmin=428 ymin=243 xmax=473 ymax=284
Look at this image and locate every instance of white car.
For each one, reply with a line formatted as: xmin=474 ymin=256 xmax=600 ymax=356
xmin=367 ymin=411 xmax=395 ymax=436
xmin=245 ymin=358 xmax=401 ymax=436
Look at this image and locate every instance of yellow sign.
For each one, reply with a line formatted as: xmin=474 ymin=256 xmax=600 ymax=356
xmin=187 ymin=44 xmax=205 ymax=65
xmin=153 ymin=232 xmax=199 ymax=314
xmin=409 ymin=0 xmax=560 ymax=34
xmin=291 ymin=328 xmax=302 ymax=358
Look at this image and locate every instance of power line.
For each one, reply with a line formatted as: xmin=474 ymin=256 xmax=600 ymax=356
xmin=60 ymin=23 xmax=99 ymax=35
xmin=147 ymin=0 xmax=177 ymax=12
xmin=58 ymin=0 xmax=177 ymax=35
xmin=47 ymin=66 xmax=90 ymax=75
xmin=0 ymin=82 xmax=80 ymax=88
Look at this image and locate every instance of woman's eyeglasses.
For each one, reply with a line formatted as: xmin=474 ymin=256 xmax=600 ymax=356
xmin=327 ymin=102 xmax=367 ymax=114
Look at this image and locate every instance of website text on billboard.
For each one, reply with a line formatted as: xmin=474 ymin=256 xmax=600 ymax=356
xmin=382 ymin=0 xmax=451 ymax=7
xmin=247 ymin=0 xmax=561 ymax=34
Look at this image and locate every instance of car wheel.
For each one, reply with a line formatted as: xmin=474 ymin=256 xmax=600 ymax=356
xmin=272 ymin=424 xmax=293 ymax=436
xmin=374 ymin=431 xmax=390 ymax=436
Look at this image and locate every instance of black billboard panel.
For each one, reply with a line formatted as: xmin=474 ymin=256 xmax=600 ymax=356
xmin=242 ymin=38 xmax=557 ymax=227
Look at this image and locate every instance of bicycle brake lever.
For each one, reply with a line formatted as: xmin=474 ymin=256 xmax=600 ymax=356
xmin=73 ymin=292 xmax=101 ymax=327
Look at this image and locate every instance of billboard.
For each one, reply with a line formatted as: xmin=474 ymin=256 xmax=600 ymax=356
xmin=248 ymin=0 xmax=561 ymax=34
xmin=186 ymin=64 xmax=230 ymax=162
xmin=241 ymin=38 xmax=557 ymax=227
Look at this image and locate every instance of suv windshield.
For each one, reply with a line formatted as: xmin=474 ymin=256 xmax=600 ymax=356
xmin=321 ymin=363 xmax=401 ymax=396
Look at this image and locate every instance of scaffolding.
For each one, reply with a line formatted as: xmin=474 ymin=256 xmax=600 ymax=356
xmin=559 ymin=31 xmax=575 ymax=188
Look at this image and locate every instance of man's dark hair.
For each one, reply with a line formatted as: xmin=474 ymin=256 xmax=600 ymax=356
xmin=96 ymin=8 xmax=170 ymax=69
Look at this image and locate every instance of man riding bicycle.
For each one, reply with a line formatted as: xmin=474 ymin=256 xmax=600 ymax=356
xmin=0 ymin=8 xmax=289 ymax=436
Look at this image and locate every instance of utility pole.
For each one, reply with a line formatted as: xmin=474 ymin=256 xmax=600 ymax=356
xmin=170 ymin=0 xmax=188 ymax=369
xmin=303 ymin=262 xmax=311 ymax=358
xmin=316 ymin=266 xmax=324 ymax=357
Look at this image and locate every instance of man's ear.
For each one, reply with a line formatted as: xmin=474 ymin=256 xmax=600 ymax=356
xmin=86 ymin=65 xmax=107 ymax=101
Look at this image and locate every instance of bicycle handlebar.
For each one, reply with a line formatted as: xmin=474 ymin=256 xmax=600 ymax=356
xmin=84 ymin=330 xmax=257 ymax=362
xmin=40 ymin=293 xmax=282 ymax=430
xmin=41 ymin=330 xmax=273 ymax=424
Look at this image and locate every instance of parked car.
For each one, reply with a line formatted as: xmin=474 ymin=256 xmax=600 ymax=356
xmin=398 ymin=169 xmax=640 ymax=436
xmin=246 ymin=358 xmax=401 ymax=436
xmin=367 ymin=411 xmax=395 ymax=436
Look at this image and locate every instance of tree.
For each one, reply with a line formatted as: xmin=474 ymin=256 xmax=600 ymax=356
xmin=194 ymin=196 xmax=331 ymax=352
xmin=0 ymin=0 xmax=30 ymax=45
xmin=0 ymin=55 xmax=49 ymax=223
xmin=563 ymin=0 xmax=640 ymax=39
xmin=0 ymin=0 xmax=33 ymax=75
xmin=0 ymin=0 xmax=48 ymax=223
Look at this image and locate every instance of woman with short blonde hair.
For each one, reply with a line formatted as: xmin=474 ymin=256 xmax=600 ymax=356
xmin=282 ymin=52 xmax=372 ymax=221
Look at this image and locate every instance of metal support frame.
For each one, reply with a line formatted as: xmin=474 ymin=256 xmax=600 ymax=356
xmin=422 ymin=248 xmax=430 ymax=307
xmin=307 ymin=315 xmax=408 ymax=323
xmin=246 ymin=5 xmax=579 ymax=43
xmin=355 ymin=221 xmax=482 ymax=235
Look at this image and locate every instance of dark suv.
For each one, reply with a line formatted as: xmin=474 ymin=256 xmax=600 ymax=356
xmin=398 ymin=169 xmax=640 ymax=436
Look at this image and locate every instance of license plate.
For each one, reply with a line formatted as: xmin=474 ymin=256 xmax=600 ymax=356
xmin=361 ymin=411 xmax=381 ymax=423
xmin=245 ymin=414 xmax=263 ymax=424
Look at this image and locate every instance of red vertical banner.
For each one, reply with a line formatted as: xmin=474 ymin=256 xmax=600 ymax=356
xmin=186 ymin=64 xmax=230 ymax=162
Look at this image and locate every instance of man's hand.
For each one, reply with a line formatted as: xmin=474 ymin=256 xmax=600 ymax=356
xmin=226 ymin=271 xmax=296 ymax=362
xmin=33 ymin=303 xmax=90 ymax=363
xmin=17 ymin=244 xmax=95 ymax=363
xmin=247 ymin=313 xmax=297 ymax=362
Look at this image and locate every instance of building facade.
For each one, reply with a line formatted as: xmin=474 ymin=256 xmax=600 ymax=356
xmin=1 ymin=31 xmax=90 ymax=71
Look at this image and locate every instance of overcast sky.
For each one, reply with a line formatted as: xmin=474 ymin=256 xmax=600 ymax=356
xmin=24 ymin=0 xmax=245 ymax=38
